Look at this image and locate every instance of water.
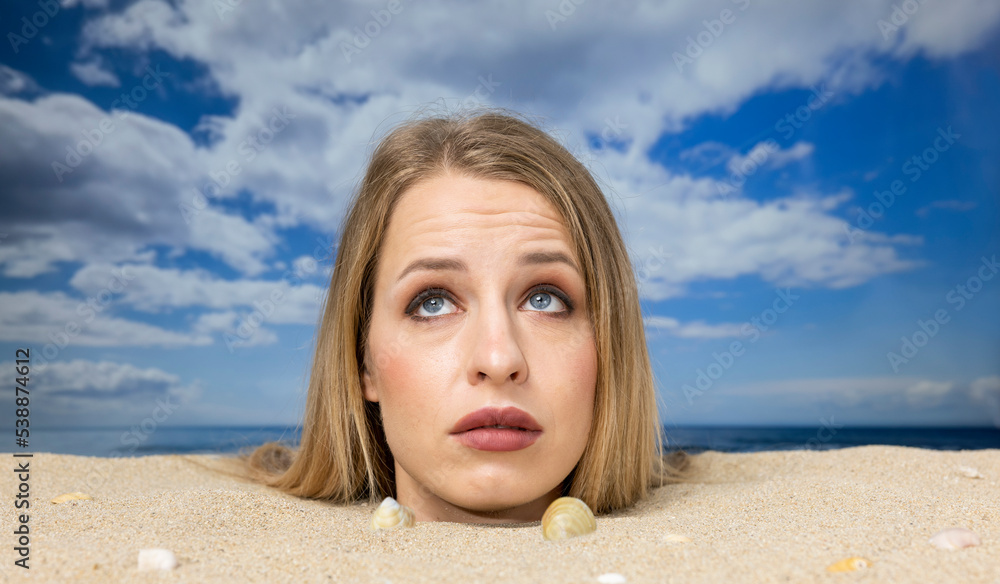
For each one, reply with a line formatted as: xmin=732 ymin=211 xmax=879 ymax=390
xmin=27 ymin=426 xmax=301 ymax=457
xmin=663 ymin=426 xmax=1000 ymax=453
xmin=20 ymin=425 xmax=1000 ymax=457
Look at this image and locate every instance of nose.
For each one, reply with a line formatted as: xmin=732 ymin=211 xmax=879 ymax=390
xmin=466 ymin=297 xmax=528 ymax=386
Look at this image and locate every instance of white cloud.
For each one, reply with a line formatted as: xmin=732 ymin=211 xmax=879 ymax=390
xmin=889 ymin=0 xmax=1000 ymax=60
xmin=770 ymin=142 xmax=815 ymax=168
xmin=69 ymin=59 xmax=120 ymax=87
xmin=904 ymin=380 xmax=954 ymax=407
xmin=970 ymin=375 xmax=1000 ymax=400
xmin=4 ymin=0 xmax=997 ymax=301
xmin=0 ymin=90 xmax=278 ymax=277
xmin=0 ymin=65 xmax=40 ymax=95
xmin=0 ymin=358 xmax=198 ymax=425
xmin=68 ymin=263 xmax=324 ymax=324
xmin=970 ymin=375 xmax=1000 ymax=426
xmin=616 ymin=169 xmax=922 ymax=300
xmin=61 ymin=0 xmax=111 ymax=8
xmin=709 ymin=375 xmax=989 ymax=410
xmin=726 ymin=140 xmax=815 ymax=176
xmin=0 ymin=290 xmax=212 ymax=348
xmin=60 ymin=0 xmax=1000 ymax=299
xmin=644 ymin=316 xmax=743 ymax=339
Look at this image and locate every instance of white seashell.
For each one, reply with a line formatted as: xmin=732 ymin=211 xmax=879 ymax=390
xmin=370 ymin=497 xmax=416 ymax=531
xmin=662 ymin=533 xmax=692 ymax=543
xmin=929 ymin=527 xmax=980 ymax=550
xmin=597 ymin=573 xmax=626 ymax=584
xmin=542 ymin=496 xmax=597 ymax=541
xmin=137 ymin=548 xmax=178 ymax=571
xmin=958 ymin=466 xmax=983 ymax=479
xmin=825 ymin=557 xmax=871 ymax=572
xmin=51 ymin=492 xmax=92 ymax=504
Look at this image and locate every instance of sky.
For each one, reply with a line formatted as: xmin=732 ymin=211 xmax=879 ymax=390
xmin=1 ymin=0 xmax=998 ymax=437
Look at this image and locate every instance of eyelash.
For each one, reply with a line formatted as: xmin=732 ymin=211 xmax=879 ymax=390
xmin=405 ymin=284 xmax=574 ymax=322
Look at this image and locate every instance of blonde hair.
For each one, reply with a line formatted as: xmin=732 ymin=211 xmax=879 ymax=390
xmin=241 ymin=107 xmax=686 ymax=515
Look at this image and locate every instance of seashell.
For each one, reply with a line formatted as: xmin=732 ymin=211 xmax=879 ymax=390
xmin=137 ymin=548 xmax=178 ymax=571
xmin=597 ymin=573 xmax=626 ymax=584
xmin=958 ymin=466 xmax=983 ymax=479
xmin=662 ymin=533 xmax=692 ymax=543
xmin=825 ymin=557 xmax=872 ymax=572
xmin=51 ymin=492 xmax=93 ymax=504
xmin=929 ymin=527 xmax=980 ymax=550
xmin=370 ymin=497 xmax=416 ymax=531
xmin=542 ymin=496 xmax=597 ymax=541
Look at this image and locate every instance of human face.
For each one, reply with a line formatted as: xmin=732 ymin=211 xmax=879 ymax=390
xmin=361 ymin=172 xmax=598 ymax=524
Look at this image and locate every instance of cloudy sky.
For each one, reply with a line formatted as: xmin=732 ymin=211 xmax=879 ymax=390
xmin=1 ymin=0 xmax=998 ymax=437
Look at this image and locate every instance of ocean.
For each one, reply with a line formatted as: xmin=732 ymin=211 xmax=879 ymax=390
xmin=21 ymin=425 xmax=1000 ymax=458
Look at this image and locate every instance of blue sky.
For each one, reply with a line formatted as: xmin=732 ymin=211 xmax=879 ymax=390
xmin=1 ymin=0 xmax=998 ymax=436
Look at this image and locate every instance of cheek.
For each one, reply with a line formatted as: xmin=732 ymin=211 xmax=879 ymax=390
xmin=549 ymin=335 xmax=598 ymax=432
xmin=372 ymin=337 xmax=451 ymax=440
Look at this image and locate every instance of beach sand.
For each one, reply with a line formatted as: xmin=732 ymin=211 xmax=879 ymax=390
xmin=2 ymin=445 xmax=996 ymax=583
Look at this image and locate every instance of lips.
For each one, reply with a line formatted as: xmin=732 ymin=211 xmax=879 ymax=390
xmin=450 ymin=406 xmax=543 ymax=452
xmin=450 ymin=406 xmax=542 ymax=434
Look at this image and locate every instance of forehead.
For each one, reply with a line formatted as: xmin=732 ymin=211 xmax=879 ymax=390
xmin=383 ymin=173 xmax=574 ymax=251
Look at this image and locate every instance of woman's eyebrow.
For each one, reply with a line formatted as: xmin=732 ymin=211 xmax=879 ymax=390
xmin=396 ymin=251 xmax=580 ymax=283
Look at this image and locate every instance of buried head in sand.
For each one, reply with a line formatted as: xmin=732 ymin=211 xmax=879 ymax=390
xmin=240 ymin=107 xmax=687 ymax=524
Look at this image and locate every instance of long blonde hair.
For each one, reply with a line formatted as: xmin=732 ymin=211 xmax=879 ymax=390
xmin=241 ymin=107 xmax=686 ymax=515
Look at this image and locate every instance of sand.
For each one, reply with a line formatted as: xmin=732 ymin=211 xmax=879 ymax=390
xmin=1 ymin=445 xmax=997 ymax=583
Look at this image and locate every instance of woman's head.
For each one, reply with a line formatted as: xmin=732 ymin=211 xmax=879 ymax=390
xmin=244 ymin=107 xmax=675 ymax=521
xmin=361 ymin=172 xmax=597 ymax=522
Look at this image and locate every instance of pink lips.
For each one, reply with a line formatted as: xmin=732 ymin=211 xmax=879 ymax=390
xmin=450 ymin=406 xmax=543 ymax=452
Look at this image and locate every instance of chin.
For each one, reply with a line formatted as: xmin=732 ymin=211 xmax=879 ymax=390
xmin=447 ymin=485 xmax=544 ymax=513
xmin=448 ymin=481 xmax=545 ymax=512
xmin=455 ymin=497 xmax=537 ymax=516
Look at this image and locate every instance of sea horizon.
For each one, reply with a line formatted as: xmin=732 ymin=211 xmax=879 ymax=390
xmin=12 ymin=424 xmax=1000 ymax=458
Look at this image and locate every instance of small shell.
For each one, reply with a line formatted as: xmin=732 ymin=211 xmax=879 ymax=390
xmin=958 ymin=466 xmax=983 ymax=479
xmin=929 ymin=527 xmax=980 ymax=550
xmin=662 ymin=533 xmax=692 ymax=543
xmin=137 ymin=548 xmax=178 ymax=571
xmin=370 ymin=497 xmax=416 ymax=531
xmin=542 ymin=496 xmax=597 ymax=541
xmin=597 ymin=574 xmax=626 ymax=584
xmin=51 ymin=492 xmax=93 ymax=504
xmin=825 ymin=557 xmax=872 ymax=572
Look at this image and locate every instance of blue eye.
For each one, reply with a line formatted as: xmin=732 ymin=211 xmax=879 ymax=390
xmin=418 ymin=295 xmax=453 ymax=316
xmin=526 ymin=290 xmax=566 ymax=312
xmin=406 ymin=285 xmax=573 ymax=321
xmin=406 ymin=288 xmax=458 ymax=320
